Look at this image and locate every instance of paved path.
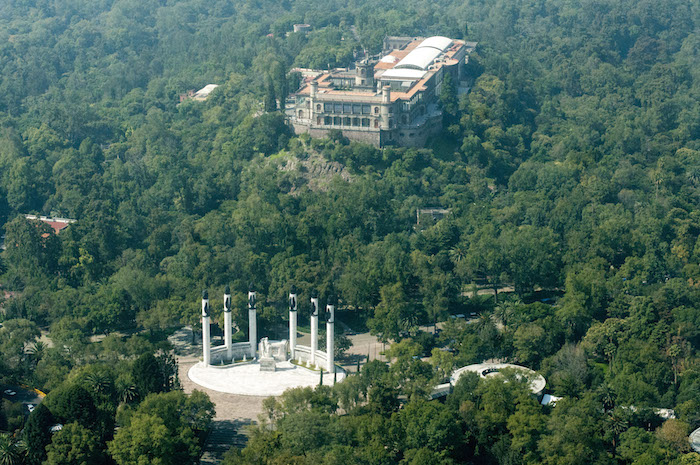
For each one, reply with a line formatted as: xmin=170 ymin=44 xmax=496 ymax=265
xmin=171 ymin=328 xmax=265 ymax=464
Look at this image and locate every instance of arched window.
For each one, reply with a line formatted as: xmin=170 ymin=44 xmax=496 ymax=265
xmin=316 ymin=104 xmax=321 ymax=111
xmin=298 ymin=110 xmax=303 ymax=118
xmin=374 ymin=107 xmax=379 ymax=114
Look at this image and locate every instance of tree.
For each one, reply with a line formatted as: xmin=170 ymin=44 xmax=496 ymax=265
xmin=0 ymin=433 xmax=26 ymax=465
xmin=507 ymin=398 xmax=546 ymax=464
xmin=45 ymin=384 xmax=98 ymax=429
xmin=108 ymin=413 xmax=199 ymax=465
xmin=23 ymin=403 xmax=54 ymax=465
xmin=44 ymin=422 xmax=105 ymax=465
xmin=537 ymin=396 xmax=611 ymax=465
xmin=131 ymin=353 xmax=164 ymax=396
xmin=657 ymin=419 xmax=691 ymax=453
xmin=264 ymin=77 xmax=277 ymax=113
xmin=394 ymin=399 xmax=461 ymax=455
xmin=0 ymin=318 xmax=39 ymax=371
xmin=368 ymin=283 xmax=415 ymax=342
xmin=3 ymin=216 xmax=59 ymax=281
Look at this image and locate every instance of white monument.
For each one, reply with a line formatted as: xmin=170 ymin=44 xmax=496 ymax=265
xmin=192 ymin=286 xmax=346 ymax=396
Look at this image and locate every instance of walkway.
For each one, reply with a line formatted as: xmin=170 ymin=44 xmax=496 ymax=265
xmin=691 ymin=427 xmax=700 ymax=453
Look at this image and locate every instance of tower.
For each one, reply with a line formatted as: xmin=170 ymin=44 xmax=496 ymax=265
xmin=380 ymin=85 xmax=391 ymax=130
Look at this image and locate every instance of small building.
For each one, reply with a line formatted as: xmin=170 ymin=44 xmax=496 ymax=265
xmin=288 ymin=36 xmax=477 ymax=147
xmin=293 ymin=24 xmax=312 ymax=33
xmin=191 ymin=84 xmax=219 ymax=101
xmin=24 ymin=215 xmax=76 ymax=234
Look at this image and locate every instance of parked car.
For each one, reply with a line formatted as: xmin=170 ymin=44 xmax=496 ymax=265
xmin=3 ymin=389 xmax=16 ymax=396
xmin=27 ymin=404 xmax=35 ymax=413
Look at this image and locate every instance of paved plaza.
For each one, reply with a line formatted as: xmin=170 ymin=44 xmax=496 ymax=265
xmin=188 ymin=360 xmax=346 ymax=396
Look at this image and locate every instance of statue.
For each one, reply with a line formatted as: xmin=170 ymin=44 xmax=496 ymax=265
xmin=260 ymin=337 xmax=273 ymax=359
xmin=259 ymin=337 xmax=276 ymax=372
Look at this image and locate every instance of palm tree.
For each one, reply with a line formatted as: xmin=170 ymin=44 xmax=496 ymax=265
xmin=605 ymin=409 xmax=629 ymax=454
xmin=596 ymin=384 xmax=616 ymax=411
xmin=0 ymin=433 xmax=26 ymax=465
xmin=85 ymin=372 xmax=113 ymax=396
xmin=120 ymin=384 xmax=138 ymax=404
xmin=494 ymin=298 xmax=521 ymax=331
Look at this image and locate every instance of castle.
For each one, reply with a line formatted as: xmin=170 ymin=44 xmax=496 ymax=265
xmin=288 ymin=36 xmax=477 ymax=147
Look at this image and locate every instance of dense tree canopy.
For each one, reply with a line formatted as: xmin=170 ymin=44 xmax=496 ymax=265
xmin=0 ymin=0 xmax=698 ymax=463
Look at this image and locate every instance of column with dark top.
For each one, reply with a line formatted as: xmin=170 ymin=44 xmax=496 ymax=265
xmin=326 ymin=294 xmax=335 ymax=373
xmin=201 ymin=290 xmax=211 ymax=367
xmin=310 ymin=290 xmax=319 ymax=367
xmin=224 ymin=285 xmax=232 ymax=360
xmin=289 ymin=286 xmax=298 ymax=360
xmin=248 ymin=285 xmax=257 ymax=359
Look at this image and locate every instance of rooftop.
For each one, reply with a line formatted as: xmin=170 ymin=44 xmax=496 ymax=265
xmin=25 ymin=215 xmax=76 ymax=234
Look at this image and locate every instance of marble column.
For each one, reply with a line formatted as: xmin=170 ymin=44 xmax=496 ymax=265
xmin=248 ymin=285 xmax=257 ymax=359
xmin=310 ymin=290 xmax=319 ymax=367
xmin=326 ymin=295 xmax=335 ymax=373
xmin=201 ymin=290 xmax=211 ymax=367
xmin=224 ymin=285 xmax=232 ymax=360
xmin=289 ymin=286 xmax=297 ymax=360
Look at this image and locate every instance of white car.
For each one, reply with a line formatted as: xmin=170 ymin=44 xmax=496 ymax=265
xmin=3 ymin=389 xmax=16 ymax=396
xmin=27 ymin=404 xmax=35 ymax=413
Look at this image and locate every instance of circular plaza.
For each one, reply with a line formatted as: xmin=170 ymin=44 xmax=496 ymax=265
xmin=450 ymin=362 xmax=547 ymax=398
xmin=188 ymin=360 xmax=346 ymax=396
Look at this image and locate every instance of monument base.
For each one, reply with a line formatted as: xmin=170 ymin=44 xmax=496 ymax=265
xmin=259 ymin=357 xmax=276 ymax=372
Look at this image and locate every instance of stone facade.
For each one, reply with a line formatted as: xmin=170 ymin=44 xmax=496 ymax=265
xmin=288 ymin=36 xmax=476 ymax=148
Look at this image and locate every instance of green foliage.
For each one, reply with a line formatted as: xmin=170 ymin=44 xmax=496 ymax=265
xmin=0 ymin=0 xmax=696 ymax=463
xmin=44 ymin=422 xmax=106 ymax=465
xmin=23 ymin=403 xmax=54 ymax=465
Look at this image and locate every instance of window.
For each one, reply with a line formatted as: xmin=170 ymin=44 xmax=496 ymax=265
xmin=362 ymin=118 xmax=369 ymax=127
xmin=324 ymin=103 xmax=333 ymax=112
xmin=343 ymin=117 xmax=351 ymax=126
xmin=374 ymin=107 xmax=379 ymax=114
xmin=374 ymin=120 xmax=379 ymax=128
xmin=343 ymin=104 xmax=352 ymax=114
xmin=334 ymin=103 xmax=342 ymax=113
xmin=402 ymin=115 xmax=408 ymax=124
xmin=324 ymin=116 xmax=331 ymax=125
xmin=333 ymin=116 xmax=341 ymax=125
xmin=298 ymin=110 xmax=303 ymax=118
xmin=352 ymin=104 xmax=361 ymax=114
xmin=362 ymin=105 xmax=371 ymax=114
xmin=352 ymin=117 xmax=359 ymax=126
xmin=316 ymin=104 xmax=321 ymax=111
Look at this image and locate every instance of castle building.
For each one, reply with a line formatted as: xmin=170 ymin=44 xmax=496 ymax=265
xmin=289 ymin=36 xmax=477 ymax=147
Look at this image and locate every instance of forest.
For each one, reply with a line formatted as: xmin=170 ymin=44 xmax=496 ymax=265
xmin=0 ymin=0 xmax=699 ymax=463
